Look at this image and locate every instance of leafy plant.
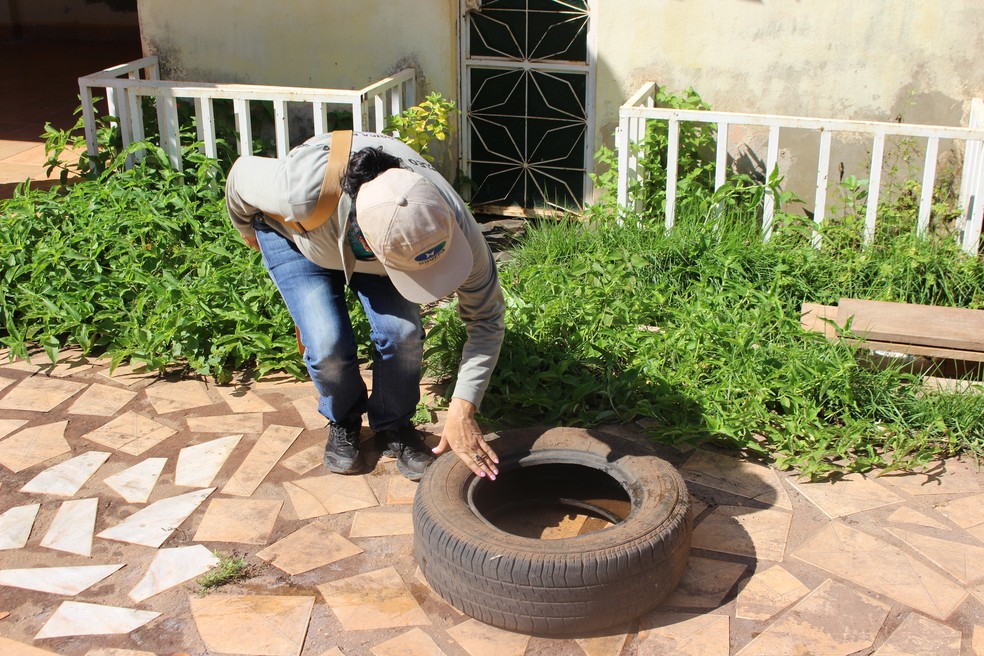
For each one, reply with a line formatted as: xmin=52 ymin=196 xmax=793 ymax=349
xmin=197 ymin=552 xmax=253 ymax=593
xmin=386 ymin=92 xmax=457 ymax=163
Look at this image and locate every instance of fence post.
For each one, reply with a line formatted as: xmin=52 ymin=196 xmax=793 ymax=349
xmin=959 ymin=99 xmax=984 ymax=254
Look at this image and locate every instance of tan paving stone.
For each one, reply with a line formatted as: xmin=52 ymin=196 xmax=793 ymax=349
xmin=0 ymin=503 xmax=40 ymax=550
xmin=281 ymin=444 xmax=323 ymax=475
xmin=886 ymin=506 xmax=950 ymax=530
xmin=40 ymin=498 xmax=98 ymax=556
xmin=67 ymin=384 xmax=137 ymax=416
xmin=736 ymin=579 xmax=890 ymax=656
xmin=371 ymin=628 xmax=446 ymax=656
xmin=0 ymin=420 xmax=71 ymax=472
xmin=973 ymin=626 xmax=984 ymax=655
xmin=875 ymin=466 xmax=981 ymax=496
xmin=102 ymin=457 xmax=166 ymax=503
xmin=256 ymin=521 xmax=363 ymax=575
xmin=97 ymin=488 xmax=214 ymax=548
xmin=192 ymin=498 xmax=283 ymax=544
xmin=0 ymin=636 xmax=64 ymax=655
xmin=735 ymin=564 xmax=811 ymax=621
xmin=128 ymin=545 xmax=220 ymax=603
xmin=636 ymin=612 xmax=729 ymax=656
xmin=0 ymin=417 xmax=28 ymax=439
xmin=86 ymin=649 xmax=157 ymax=656
xmin=884 ymin=526 xmax=984 ymax=584
xmin=681 ymin=450 xmax=791 ymax=509
xmin=787 ymin=473 xmax=904 ymax=518
xmin=0 ymin=375 xmax=16 ymax=392
xmin=0 ymin=564 xmax=123 ymax=596
xmin=190 ymin=594 xmax=314 ymax=656
xmin=34 ymin=601 xmax=160 ymax=639
xmin=575 ymin=632 xmax=629 ymax=656
xmin=96 ymin=362 xmax=158 ymax=387
xmin=292 ymin=395 xmax=328 ymax=429
xmin=316 ymin=650 xmax=345 ymax=656
xmin=186 ymin=412 xmax=265 ymax=434
xmin=386 ymin=475 xmax=419 ymax=505
xmin=317 ymin=567 xmax=429 ymax=631
xmin=0 ymin=376 xmax=85 ymax=411
xmin=222 ymin=424 xmax=302 ymax=497
xmin=871 ymin=612 xmax=960 ymax=655
xmin=21 ymin=450 xmax=110 ymax=496
xmin=214 ymin=384 xmax=277 ymax=413
xmin=174 ymin=434 xmax=242 ymax=488
xmin=445 ymin=618 xmax=530 ymax=656
xmin=691 ymin=505 xmax=792 ymax=561
xmin=934 ymin=493 xmax=984 ymax=531
xmin=284 ymin=473 xmax=379 ymax=519
xmin=971 ymin=583 xmax=984 ymax=606
xmin=349 ymin=508 xmax=415 ymax=538
xmin=793 ymin=521 xmax=968 ymax=619
xmin=80 ymin=411 xmax=176 ymax=455
xmin=660 ymin=556 xmax=747 ymax=609
xmin=144 ymin=379 xmax=215 ymax=414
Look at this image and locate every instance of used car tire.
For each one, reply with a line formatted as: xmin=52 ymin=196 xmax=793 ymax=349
xmin=413 ymin=426 xmax=692 ymax=636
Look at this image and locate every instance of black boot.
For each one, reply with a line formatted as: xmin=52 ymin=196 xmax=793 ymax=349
xmin=323 ymin=418 xmax=364 ymax=474
xmin=374 ymin=423 xmax=435 ymax=481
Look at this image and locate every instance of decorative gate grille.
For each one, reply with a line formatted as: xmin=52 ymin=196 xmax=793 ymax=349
xmin=460 ymin=0 xmax=592 ymax=212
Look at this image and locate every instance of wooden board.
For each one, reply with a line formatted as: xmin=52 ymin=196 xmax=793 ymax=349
xmin=836 ymin=298 xmax=984 ymax=353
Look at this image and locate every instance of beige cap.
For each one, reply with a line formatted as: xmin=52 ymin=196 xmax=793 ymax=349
xmin=355 ymin=168 xmax=473 ymax=303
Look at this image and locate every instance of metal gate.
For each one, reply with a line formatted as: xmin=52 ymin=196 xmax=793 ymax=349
xmin=459 ymin=0 xmax=594 ymax=213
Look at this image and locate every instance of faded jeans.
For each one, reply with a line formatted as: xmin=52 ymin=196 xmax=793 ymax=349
xmin=254 ymin=219 xmax=424 ymax=431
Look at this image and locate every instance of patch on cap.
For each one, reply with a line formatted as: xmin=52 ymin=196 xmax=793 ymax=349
xmin=414 ymin=241 xmax=447 ymax=265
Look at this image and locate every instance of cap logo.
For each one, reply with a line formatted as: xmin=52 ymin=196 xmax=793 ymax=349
xmin=414 ymin=241 xmax=446 ymax=264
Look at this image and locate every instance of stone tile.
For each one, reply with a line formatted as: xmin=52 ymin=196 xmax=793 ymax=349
xmin=884 ymin=527 xmax=984 ymax=584
xmin=575 ymin=632 xmax=629 ymax=656
xmin=189 ymin=595 xmax=314 ymax=656
xmin=934 ymin=493 xmax=984 ymax=531
xmin=144 ymin=379 xmax=215 ymax=414
xmin=280 ymin=444 xmax=323 ymax=475
xmin=735 ymin=564 xmax=811 ymax=621
xmin=445 ymin=618 xmax=530 ymax=656
xmin=0 ymin=375 xmax=15 ymax=392
xmin=974 ymin=626 xmax=984 ymax=655
xmin=0 ymin=636 xmax=64 ymax=655
xmin=691 ymin=505 xmax=791 ymax=561
xmin=636 ymin=612 xmax=729 ymax=656
xmin=174 ymin=434 xmax=242 ymax=487
xmin=971 ymin=583 xmax=984 ymax=606
xmin=0 ymin=503 xmax=40 ymax=549
xmin=885 ymin=506 xmax=949 ymax=530
xmin=80 ymin=411 xmax=176 ymax=456
xmin=372 ymin=628 xmax=446 ymax=656
xmin=67 ymin=384 xmax=137 ymax=416
xmin=681 ymin=450 xmax=791 ymax=509
xmin=21 ymin=450 xmax=110 ymax=496
xmin=192 ymin=498 xmax=283 ymax=544
xmin=0 ymin=417 xmax=28 ymax=439
xmin=97 ymin=488 xmax=214 ymax=548
xmin=214 ymin=384 xmax=278 ymax=413
xmin=316 ymin=650 xmax=344 ymax=656
xmin=0 ymin=421 xmax=71 ymax=472
xmin=256 ymin=521 xmax=363 ymax=575
xmin=128 ymin=545 xmax=220 ymax=603
xmin=660 ymin=556 xmax=747 ymax=609
xmin=40 ymin=497 xmax=98 ymax=556
xmin=349 ymin=508 xmax=415 ymax=538
xmin=292 ymin=396 xmax=327 ymax=429
xmin=386 ymin=475 xmax=419 ymax=505
xmin=735 ymin=579 xmax=890 ymax=656
xmin=284 ymin=474 xmax=379 ymax=519
xmin=221 ymin=424 xmax=302 ymax=497
xmin=875 ymin=466 xmax=981 ymax=496
xmin=0 ymin=564 xmax=122 ymax=595
xmin=787 ymin=473 xmax=904 ymax=518
xmin=34 ymin=601 xmax=160 ymax=639
xmin=317 ymin=566 xmax=429 ymax=631
xmin=86 ymin=649 xmax=157 ymax=656
xmin=792 ymin=522 xmax=967 ymax=619
xmin=102 ymin=457 xmax=167 ymax=503
xmin=0 ymin=376 xmax=85 ymax=411
xmin=872 ymin=612 xmax=960 ymax=655
xmin=186 ymin=412 xmax=264 ymax=434
xmin=96 ymin=362 xmax=158 ymax=387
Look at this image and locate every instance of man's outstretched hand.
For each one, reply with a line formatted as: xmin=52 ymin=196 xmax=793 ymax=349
xmin=432 ymin=398 xmax=499 ymax=480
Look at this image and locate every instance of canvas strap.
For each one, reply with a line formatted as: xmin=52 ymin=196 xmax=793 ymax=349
xmin=265 ymin=129 xmax=353 ymax=234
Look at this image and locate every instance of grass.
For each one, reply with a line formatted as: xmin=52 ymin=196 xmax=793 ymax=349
xmin=197 ymin=552 xmax=253 ymax=593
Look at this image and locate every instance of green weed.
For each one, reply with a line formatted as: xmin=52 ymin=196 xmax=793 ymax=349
xmin=197 ymin=552 xmax=253 ymax=593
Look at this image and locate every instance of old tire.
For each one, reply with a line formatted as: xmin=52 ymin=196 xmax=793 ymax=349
xmin=412 ymin=427 xmax=691 ymax=636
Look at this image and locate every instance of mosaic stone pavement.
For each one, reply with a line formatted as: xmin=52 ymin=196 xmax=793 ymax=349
xmin=2 ymin=349 xmax=984 ymax=656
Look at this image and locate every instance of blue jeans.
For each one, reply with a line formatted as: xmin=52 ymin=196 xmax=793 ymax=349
xmin=254 ymin=220 xmax=424 ymax=431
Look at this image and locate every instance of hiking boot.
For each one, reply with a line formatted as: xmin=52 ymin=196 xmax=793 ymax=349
xmin=323 ymin=418 xmax=364 ymax=474
xmin=374 ymin=423 xmax=435 ymax=481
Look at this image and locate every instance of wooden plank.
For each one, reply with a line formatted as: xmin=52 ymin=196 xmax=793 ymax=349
xmin=837 ymin=298 xmax=984 ymax=353
xmin=800 ymin=303 xmax=837 ymax=338
xmin=841 ymin=338 xmax=984 ymax=363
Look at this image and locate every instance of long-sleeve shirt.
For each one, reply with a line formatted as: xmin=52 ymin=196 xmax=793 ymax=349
xmin=225 ymin=132 xmax=505 ymax=409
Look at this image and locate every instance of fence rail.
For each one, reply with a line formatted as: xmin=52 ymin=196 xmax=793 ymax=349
xmin=78 ymin=57 xmax=416 ymax=170
xmin=617 ymin=83 xmax=984 ymax=254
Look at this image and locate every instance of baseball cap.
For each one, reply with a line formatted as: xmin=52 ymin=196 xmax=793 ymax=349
xmin=355 ymin=168 xmax=473 ymax=304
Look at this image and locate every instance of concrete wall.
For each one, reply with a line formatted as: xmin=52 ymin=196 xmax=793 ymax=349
xmin=1 ymin=0 xmax=139 ymax=41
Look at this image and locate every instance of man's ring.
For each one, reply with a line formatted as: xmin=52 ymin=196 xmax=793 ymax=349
xmin=473 ymin=453 xmax=484 ymax=463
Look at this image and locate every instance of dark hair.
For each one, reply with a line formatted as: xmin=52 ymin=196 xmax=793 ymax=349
xmin=341 ymin=146 xmax=403 ymax=200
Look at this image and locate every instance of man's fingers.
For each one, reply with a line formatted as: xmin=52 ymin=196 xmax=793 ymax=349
xmin=431 ymin=436 xmax=450 ymax=455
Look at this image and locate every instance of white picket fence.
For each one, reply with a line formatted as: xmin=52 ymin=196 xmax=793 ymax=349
xmin=617 ymin=83 xmax=984 ymax=254
xmin=78 ymin=56 xmax=415 ymax=170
